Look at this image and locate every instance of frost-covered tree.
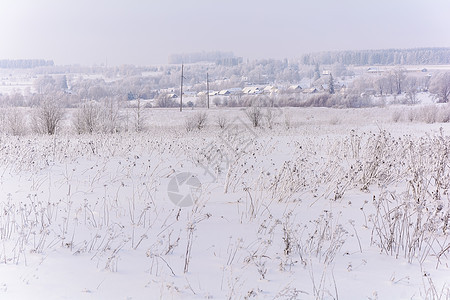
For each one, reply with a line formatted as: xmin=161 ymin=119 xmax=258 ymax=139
xmin=374 ymin=75 xmax=392 ymax=96
xmin=350 ymin=76 xmax=373 ymax=95
xmin=430 ymin=72 xmax=450 ymax=103
xmin=328 ymin=73 xmax=335 ymax=94
xmin=99 ymin=97 xmax=121 ymax=133
xmin=73 ymin=101 xmax=101 ymax=134
xmin=32 ymin=95 xmax=65 ymax=135
xmin=56 ymin=75 xmax=68 ymax=91
xmin=392 ymin=67 xmax=406 ymax=95
xmin=156 ymin=93 xmax=177 ymax=108
xmin=132 ymin=98 xmax=145 ymax=132
xmin=404 ymin=76 xmax=419 ymax=104
xmin=0 ymin=107 xmax=28 ymax=135
xmin=300 ymin=48 xmax=450 ymax=66
xmin=246 ymin=106 xmax=262 ymax=127
xmin=8 ymin=108 xmax=27 ymax=135
xmin=313 ymin=63 xmax=321 ymax=82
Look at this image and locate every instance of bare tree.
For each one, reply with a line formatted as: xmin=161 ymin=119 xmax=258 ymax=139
xmin=7 ymin=93 xmax=26 ymax=106
xmin=430 ymin=72 xmax=450 ymax=103
xmin=32 ymin=95 xmax=65 ymax=135
xmin=99 ymin=97 xmax=121 ymax=133
xmin=156 ymin=93 xmax=177 ymax=108
xmin=246 ymin=106 xmax=262 ymax=127
xmin=184 ymin=112 xmax=207 ymax=132
xmin=264 ymin=108 xmax=275 ymax=129
xmin=216 ymin=115 xmax=228 ymax=129
xmin=404 ymin=76 xmax=419 ymax=104
xmin=133 ymin=97 xmax=145 ymax=132
xmin=392 ymin=67 xmax=406 ymax=95
xmin=213 ymin=97 xmax=222 ymax=107
xmin=350 ymin=76 xmax=373 ymax=95
xmin=385 ymin=72 xmax=396 ymax=94
xmin=6 ymin=107 xmax=28 ymax=135
xmin=73 ymin=101 xmax=101 ymax=134
xmin=374 ymin=76 xmax=389 ymax=96
xmin=197 ymin=94 xmax=208 ymax=107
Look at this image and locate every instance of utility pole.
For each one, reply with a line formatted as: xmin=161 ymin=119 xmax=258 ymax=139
xmin=206 ymin=72 xmax=210 ymax=109
xmin=180 ymin=64 xmax=184 ymax=112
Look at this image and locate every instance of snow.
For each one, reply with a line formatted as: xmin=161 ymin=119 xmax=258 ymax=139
xmin=0 ymin=107 xmax=449 ymax=299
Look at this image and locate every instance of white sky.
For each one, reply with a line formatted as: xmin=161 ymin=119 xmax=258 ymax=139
xmin=0 ymin=0 xmax=449 ymax=66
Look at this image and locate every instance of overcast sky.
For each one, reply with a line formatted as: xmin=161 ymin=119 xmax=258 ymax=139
xmin=0 ymin=0 xmax=449 ymax=66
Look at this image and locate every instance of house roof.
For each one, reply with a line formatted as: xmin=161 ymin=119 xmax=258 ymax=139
xmin=263 ymin=86 xmax=279 ymax=94
xmin=302 ymin=87 xmax=318 ymax=94
xmin=242 ymin=86 xmax=262 ymax=94
xmin=289 ymin=84 xmax=302 ymax=90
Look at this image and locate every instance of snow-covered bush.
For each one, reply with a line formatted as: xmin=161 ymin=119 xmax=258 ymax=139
xmin=73 ymin=101 xmax=101 ymax=134
xmin=184 ymin=111 xmax=208 ymax=132
xmin=31 ymin=97 xmax=65 ymax=135
xmin=246 ymin=106 xmax=262 ymax=127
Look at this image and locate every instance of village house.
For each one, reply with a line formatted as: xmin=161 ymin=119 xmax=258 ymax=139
xmin=302 ymin=87 xmax=318 ymax=94
xmin=263 ymin=85 xmax=278 ymax=94
xmin=288 ymin=84 xmax=302 ymax=92
xmin=218 ymin=89 xmax=231 ymax=96
xmin=242 ymin=86 xmax=262 ymax=94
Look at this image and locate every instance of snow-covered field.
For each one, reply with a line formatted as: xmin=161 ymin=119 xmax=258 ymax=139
xmin=0 ymin=70 xmax=34 ymax=95
xmin=0 ymin=107 xmax=449 ymax=299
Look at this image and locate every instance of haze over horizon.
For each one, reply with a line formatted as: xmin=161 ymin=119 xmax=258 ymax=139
xmin=0 ymin=0 xmax=449 ymax=66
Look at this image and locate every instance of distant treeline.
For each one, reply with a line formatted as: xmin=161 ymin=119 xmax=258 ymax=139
xmin=0 ymin=59 xmax=54 ymax=69
xmin=301 ymin=48 xmax=450 ymax=66
xmin=168 ymin=51 xmax=236 ymax=64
